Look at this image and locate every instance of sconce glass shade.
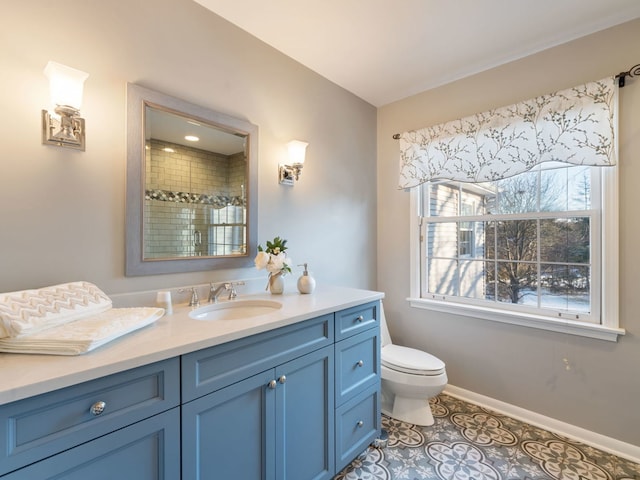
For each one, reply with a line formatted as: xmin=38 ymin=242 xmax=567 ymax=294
xmin=42 ymin=61 xmax=89 ymax=151
xmin=287 ymin=140 xmax=308 ymax=165
xmin=44 ymin=61 xmax=88 ymax=110
xmin=279 ymin=140 xmax=308 ymax=186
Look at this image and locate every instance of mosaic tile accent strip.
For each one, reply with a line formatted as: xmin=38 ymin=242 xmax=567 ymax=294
xmin=145 ymin=189 xmax=245 ymax=207
xmin=335 ymin=394 xmax=640 ymax=480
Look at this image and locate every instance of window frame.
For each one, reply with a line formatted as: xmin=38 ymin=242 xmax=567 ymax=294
xmin=408 ymin=165 xmax=623 ymax=341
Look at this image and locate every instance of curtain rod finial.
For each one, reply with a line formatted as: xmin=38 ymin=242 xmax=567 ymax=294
xmin=616 ymin=63 xmax=640 ymax=88
xmin=392 ymin=133 xmax=400 ymax=140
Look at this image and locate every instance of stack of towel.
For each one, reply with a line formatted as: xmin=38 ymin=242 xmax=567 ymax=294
xmin=0 ymin=281 xmax=163 ymax=355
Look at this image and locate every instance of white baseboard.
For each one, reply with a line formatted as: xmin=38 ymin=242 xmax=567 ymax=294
xmin=444 ymin=385 xmax=640 ymax=464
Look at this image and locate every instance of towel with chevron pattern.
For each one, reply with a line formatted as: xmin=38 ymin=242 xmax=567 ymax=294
xmin=0 ymin=281 xmax=112 ymax=338
xmin=0 ymin=307 xmax=164 ymax=355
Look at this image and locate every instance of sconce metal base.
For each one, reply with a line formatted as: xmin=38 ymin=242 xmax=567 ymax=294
xmin=42 ymin=108 xmax=85 ymax=151
xmin=278 ymin=164 xmax=302 ymax=186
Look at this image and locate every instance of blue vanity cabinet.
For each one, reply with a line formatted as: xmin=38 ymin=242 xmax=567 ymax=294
xmin=334 ymin=301 xmax=381 ymax=472
xmin=0 ymin=298 xmax=382 ymax=479
xmin=181 ymin=314 xmax=335 ymax=480
xmin=0 ymin=358 xmax=180 ymax=478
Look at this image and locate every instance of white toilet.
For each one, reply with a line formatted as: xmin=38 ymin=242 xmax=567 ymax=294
xmin=380 ymin=304 xmax=447 ymax=426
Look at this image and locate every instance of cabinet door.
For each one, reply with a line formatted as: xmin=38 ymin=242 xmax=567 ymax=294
xmin=276 ymin=345 xmax=335 ymax=480
xmin=182 ymin=369 xmax=276 ymax=480
xmin=2 ymin=408 xmax=180 ymax=480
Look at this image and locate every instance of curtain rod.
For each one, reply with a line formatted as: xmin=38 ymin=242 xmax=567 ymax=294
xmin=392 ymin=62 xmax=640 ymax=139
xmin=615 ymin=62 xmax=640 ymax=87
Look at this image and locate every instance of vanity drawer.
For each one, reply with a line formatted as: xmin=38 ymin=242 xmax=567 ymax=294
xmin=0 ymin=357 xmax=180 ymax=476
xmin=335 ymin=328 xmax=380 ymax=406
xmin=335 ymin=301 xmax=379 ymax=341
xmin=182 ymin=313 xmax=333 ymax=402
xmin=335 ymin=384 xmax=381 ymax=472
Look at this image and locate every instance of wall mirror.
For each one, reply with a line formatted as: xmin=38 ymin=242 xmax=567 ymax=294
xmin=126 ymin=83 xmax=258 ymax=275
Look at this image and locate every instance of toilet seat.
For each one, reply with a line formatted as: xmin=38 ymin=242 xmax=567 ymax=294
xmin=382 ymin=344 xmax=445 ymax=376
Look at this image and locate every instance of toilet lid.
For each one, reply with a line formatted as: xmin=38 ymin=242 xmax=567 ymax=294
xmin=382 ymin=344 xmax=445 ymax=375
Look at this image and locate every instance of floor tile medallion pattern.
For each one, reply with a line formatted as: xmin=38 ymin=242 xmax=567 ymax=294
xmin=335 ymin=394 xmax=640 ymax=480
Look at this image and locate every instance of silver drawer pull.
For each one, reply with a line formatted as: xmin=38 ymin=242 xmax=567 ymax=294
xmin=356 ymin=420 xmax=364 ymax=428
xmin=90 ymin=401 xmax=106 ymax=416
xmin=356 ymin=360 xmax=364 ymax=367
xmin=268 ymin=380 xmax=277 ymax=389
xmin=278 ymin=375 xmax=287 ymax=384
xmin=355 ymin=315 xmax=364 ymax=323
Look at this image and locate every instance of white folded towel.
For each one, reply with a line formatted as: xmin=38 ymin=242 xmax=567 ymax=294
xmin=0 ymin=281 xmax=112 ymax=338
xmin=0 ymin=307 xmax=164 ymax=355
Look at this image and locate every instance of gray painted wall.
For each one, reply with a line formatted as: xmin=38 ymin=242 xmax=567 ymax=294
xmin=0 ymin=0 xmax=377 ymax=294
xmin=3 ymin=0 xmax=638 ymax=449
xmin=377 ymin=19 xmax=640 ymax=446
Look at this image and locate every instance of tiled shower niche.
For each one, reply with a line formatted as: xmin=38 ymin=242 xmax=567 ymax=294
xmin=144 ymin=139 xmax=246 ymax=259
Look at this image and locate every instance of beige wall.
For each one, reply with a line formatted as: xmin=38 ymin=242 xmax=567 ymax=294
xmin=377 ymin=18 xmax=640 ymax=446
xmin=0 ymin=0 xmax=377 ymax=294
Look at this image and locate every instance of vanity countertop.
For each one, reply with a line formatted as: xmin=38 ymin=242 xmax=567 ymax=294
xmin=0 ymin=285 xmax=383 ymax=406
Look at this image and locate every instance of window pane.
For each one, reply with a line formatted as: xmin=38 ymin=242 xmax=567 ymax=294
xmin=494 ymin=220 xmax=538 ymax=262
xmin=485 ymin=261 xmax=496 ymax=300
xmin=427 ymin=222 xmax=458 ymax=257
xmin=540 ymin=218 xmax=590 ymax=263
xmin=427 ymin=258 xmax=458 ymax=296
xmin=428 ymin=182 xmax=459 ymax=217
xmin=459 ymin=260 xmax=485 ymax=300
xmin=539 ymin=166 xmax=567 ymax=212
xmin=485 ymin=221 xmax=495 ymax=259
xmin=567 ymin=167 xmax=591 ymax=210
xmin=540 ymin=264 xmax=590 ymax=313
xmin=494 ymin=170 xmax=539 ymax=214
xmin=495 ymin=260 xmax=537 ymax=305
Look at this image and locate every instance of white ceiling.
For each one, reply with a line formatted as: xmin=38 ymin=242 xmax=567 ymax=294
xmin=194 ymin=0 xmax=640 ymax=106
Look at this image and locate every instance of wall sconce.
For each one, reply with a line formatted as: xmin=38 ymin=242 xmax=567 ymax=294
xmin=42 ymin=61 xmax=89 ymax=151
xmin=279 ymin=140 xmax=308 ymax=186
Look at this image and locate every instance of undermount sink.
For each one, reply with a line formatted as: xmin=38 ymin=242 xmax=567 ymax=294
xmin=189 ymin=299 xmax=283 ymax=321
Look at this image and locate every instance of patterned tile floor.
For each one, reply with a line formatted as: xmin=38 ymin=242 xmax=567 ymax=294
xmin=335 ymin=394 xmax=640 ymax=480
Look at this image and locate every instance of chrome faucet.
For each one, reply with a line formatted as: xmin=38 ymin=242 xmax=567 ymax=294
xmin=208 ymin=283 xmax=230 ymax=303
xmin=208 ymin=281 xmax=246 ymax=303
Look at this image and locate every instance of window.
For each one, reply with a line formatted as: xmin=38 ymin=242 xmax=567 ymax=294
xmin=410 ymin=162 xmax=621 ymax=341
xmin=400 ymin=77 xmax=622 ymax=340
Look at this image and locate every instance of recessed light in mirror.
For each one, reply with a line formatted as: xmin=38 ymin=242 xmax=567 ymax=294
xmin=185 ymin=135 xmax=199 ymax=142
xmin=163 ymin=147 xmax=175 ymax=153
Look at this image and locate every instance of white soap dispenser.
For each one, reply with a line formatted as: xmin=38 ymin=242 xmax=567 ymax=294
xmin=297 ymin=263 xmax=316 ymax=294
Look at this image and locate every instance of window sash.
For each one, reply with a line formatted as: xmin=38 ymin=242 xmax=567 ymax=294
xmin=408 ymin=168 xmax=625 ymax=334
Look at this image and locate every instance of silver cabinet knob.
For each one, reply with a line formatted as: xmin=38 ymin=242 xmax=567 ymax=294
xmin=356 ymin=360 xmax=364 ymax=367
xmin=355 ymin=315 xmax=364 ymax=323
xmin=90 ymin=401 xmax=106 ymax=416
xmin=278 ymin=375 xmax=287 ymax=384
xmin=357 ymin=420 xmax=364 ymax=428
xmin=268 ymin=380 xmax=277 ymax=389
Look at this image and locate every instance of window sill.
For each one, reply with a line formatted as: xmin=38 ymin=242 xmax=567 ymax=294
xmin=407 ymin=298 xmax=625 ymax=342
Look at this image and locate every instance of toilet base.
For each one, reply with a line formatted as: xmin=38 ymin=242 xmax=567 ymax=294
xmin=382 ymin=396 xmax=435 ymax=426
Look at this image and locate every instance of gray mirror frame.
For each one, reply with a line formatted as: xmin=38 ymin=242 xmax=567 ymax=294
xmin=125 ymin=83 xmax=258 ymax=276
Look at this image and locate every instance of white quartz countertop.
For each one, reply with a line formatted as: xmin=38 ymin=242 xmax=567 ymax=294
xmin=0 ymin=285 xmax=383 ymax=406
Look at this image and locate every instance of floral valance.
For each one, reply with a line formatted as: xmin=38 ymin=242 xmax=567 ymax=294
xmin=398 ymin=77 xmax=618 ymax=188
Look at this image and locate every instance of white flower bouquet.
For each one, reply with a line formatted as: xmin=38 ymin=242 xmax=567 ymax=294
xmin=254 ymin=236 xmax=292 ymax=291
